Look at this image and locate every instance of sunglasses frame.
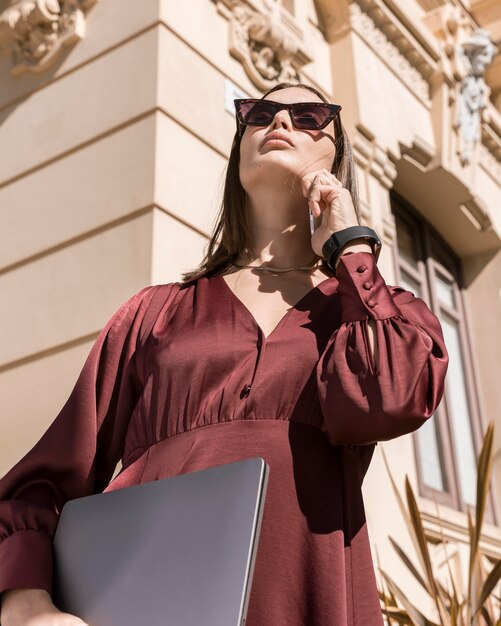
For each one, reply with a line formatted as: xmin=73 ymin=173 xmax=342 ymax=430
xmin=234 ymin=98 xmax=342 ymax=135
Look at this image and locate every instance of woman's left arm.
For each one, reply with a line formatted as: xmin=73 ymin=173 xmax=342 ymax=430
xmin=315 ymin=250 xmax=449 ymax=446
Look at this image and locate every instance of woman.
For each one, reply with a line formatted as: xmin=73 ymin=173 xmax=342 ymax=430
xmin=0 ymin=81 xmax=448 ymax=625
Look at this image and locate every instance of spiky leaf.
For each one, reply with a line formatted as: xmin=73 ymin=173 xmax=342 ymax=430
xmin=380 ymin=570 xmax=440 ymax=626
xmin=476 ymin=559 xmax=501 ymax=618
xmin=468 ymin=424 xmax=494 ymax=589
xmin=405 ymin=477 xmax=449 ymax=622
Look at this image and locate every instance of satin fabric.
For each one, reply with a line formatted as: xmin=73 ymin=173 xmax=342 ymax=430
xmin=0 ymin=251 xmax=448 ymax=625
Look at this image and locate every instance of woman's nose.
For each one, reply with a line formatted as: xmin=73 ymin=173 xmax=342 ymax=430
xmin=271 ymin=108 xmax=293 ymax=131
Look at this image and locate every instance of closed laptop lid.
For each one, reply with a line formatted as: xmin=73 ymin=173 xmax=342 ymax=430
xmin=53 ymin=457 xmax=269 ymax=626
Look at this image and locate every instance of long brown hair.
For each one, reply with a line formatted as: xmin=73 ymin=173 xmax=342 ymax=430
xmin=181 ymin=81 xmax=361 ymax=284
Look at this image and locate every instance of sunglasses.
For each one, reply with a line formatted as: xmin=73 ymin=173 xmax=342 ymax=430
xmin=234 ymin=98 xmax=342 ymax=134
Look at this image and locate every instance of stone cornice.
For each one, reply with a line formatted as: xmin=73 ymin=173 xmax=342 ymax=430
xmin=350 ymin=0 xmax=438 ymax=105
xmin=479 ymin=100 xmax=501 ymax=184
xmin=318 ymin=0 xmax=442 ymax=111
xmin=351 ymin=1 xmax=501 ymax=173
xmin=399 ymin=136 xmax=436 ymax=171
xmin=470 ymin=0 xmax=501 ymax=42
xmin=312 ymin=0 xmax=352 ymax=42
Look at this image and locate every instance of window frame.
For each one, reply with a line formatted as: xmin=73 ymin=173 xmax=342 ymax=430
xmin=390 ymin=191 xmax=495 ymax=522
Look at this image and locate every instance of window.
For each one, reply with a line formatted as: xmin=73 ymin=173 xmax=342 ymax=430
xmin=391 ymin=191 xmax=491 ymax=515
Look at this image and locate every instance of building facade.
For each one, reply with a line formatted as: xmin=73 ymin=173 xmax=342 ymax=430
xmin=1 ymin=0 xmax=500 ymax=618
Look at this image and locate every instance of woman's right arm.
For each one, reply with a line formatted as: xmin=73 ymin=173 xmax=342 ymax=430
xmin=0 ymin=284 xmax=163 ymax=620
xmin=1 ymin=588 xmax=87 ymax=625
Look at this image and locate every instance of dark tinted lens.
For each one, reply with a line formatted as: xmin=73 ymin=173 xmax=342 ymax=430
xmin=240 ymin=100 xmax=277 ymax=125
xmin=236 ymin=99 xmax=338 ymax=130
xmin=291 ymin=103 xmax=332 ymax=129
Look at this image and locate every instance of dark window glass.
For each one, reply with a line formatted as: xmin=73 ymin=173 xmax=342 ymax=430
xmin=391 ymin=191 xmax=492 ymax=517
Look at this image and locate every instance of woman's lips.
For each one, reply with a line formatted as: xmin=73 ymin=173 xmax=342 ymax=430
xmin=263 ymin=139 xmax=291 ymax=147
xmin=261 ymin=132 xmax=294 ymax=148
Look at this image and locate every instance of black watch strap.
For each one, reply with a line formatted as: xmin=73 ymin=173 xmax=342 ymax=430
xmin=322 ymin=226 xmax=382 ymax=272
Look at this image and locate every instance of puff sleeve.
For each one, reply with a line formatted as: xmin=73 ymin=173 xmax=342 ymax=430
xmin=316 ymin=251 xmax=449 ymax=447
xmin=0 ymin=285 xmax=159 ymax=596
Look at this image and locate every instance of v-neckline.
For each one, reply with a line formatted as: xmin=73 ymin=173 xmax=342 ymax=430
xmin=217 ymin=274 xmax=334 ymax=341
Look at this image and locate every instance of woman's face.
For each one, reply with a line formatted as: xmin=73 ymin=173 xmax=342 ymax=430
xmin=238 ymin=87 xmax=337 ymax=192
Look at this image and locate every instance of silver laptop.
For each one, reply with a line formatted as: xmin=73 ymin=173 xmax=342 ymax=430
xmin=53 ymin=457 xmax=269 ymax=626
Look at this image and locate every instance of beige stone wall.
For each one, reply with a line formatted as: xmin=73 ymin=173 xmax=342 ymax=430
xmin=1 ymin=0 xmax=500 ymax=618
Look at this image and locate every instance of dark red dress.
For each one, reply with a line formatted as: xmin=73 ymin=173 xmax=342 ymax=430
xmin=0 ymin=251 xmax=448 ymax=625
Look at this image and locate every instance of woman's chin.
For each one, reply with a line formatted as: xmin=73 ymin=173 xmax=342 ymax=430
xmin=242 ymin=155 xmax=303 ymax=181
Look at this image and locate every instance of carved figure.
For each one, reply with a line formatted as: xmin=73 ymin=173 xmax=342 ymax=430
xmin=456 ymin=28 xmax=498 ymax=164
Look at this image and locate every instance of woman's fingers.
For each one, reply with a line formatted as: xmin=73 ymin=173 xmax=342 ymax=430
xmin=307 ymin=184 xmax=343 ymax=218
xmin=302 ymin=171 xmax=343 ymax=218
xmin=301 ymin=170 xmax=359 ymax=241
xmin=300 ymin=169 xmax=341 ymax=198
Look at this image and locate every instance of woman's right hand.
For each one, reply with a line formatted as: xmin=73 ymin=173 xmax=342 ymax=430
xmin=0 ymin=589 xmax=88 ymax=625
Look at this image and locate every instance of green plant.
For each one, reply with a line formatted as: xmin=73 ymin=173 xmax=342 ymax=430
xmin=378 ymin=422 xmax=501 ymax=626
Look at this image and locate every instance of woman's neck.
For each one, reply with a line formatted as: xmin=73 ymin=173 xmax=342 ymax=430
xmin=241 ymin=190 xmax=316 ymax=268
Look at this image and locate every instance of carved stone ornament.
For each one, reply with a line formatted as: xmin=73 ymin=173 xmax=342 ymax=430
xmin=422 ymin=7 xmax=500 ymax=167
xmin=0 ymin=0 xmax=99 ymax=76
xmin=454 ymin=28 xmax=498 ymax=165
xmin=229 ymin=2 xmax=301 ymax=91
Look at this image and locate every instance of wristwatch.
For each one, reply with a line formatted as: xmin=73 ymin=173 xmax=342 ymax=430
xmin=322 ymin=226 xmax=382 ymax=272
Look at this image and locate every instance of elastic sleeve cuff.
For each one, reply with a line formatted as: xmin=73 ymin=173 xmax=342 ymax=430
xmin=336 ymin=251 xmax=401 ymax=322
xmin=0 ymin=530 xmax=53 ymax=595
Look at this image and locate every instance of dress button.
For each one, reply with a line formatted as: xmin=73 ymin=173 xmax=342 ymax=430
xmin=367 ymin=299 xmax=376 ymax=308
xmin=356 ymin=265 xmax=367 ymax=273
xmin=240 ymin=384 xmax=251 ymax=399
xmin=363 ymin=281 xmax=372 ymax=290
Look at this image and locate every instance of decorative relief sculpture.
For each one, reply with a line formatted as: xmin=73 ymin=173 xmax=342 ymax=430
xmin=423 ymin=6 xmax=499 ymax=167
xmin=454 ymin=28 xmax=498 ymax=165
xmin=0 ymin=0 xmax=98 ymax=76
xmin=229 ymin=2 xmax=302 ymax=90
